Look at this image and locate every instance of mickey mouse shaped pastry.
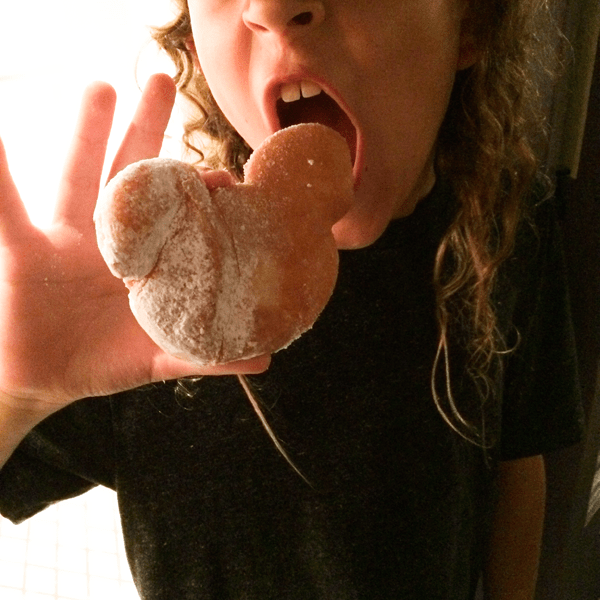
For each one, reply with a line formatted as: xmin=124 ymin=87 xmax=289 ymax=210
xmin=95 ymin=123 xmax=354 ymax=365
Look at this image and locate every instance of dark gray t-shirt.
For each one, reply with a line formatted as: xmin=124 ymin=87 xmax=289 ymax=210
xmin=0 ymin=182 xmax=583 ymax=599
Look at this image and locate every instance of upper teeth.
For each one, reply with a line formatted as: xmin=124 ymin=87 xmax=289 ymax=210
xmin=280 ymin=81 xmax=322 ymax=102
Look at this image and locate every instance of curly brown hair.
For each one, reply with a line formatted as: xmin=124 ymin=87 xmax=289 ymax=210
xmin=433 ymin=0 xmax=559 ymax=444
xmin=152 ymin=0 xmax=559 ymax=446
xmin=151 ymin=4 xmax=252 ymax=174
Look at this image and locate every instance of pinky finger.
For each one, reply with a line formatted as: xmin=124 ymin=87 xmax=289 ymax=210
xmin=0 ymin=136 xmax=33 ymax=244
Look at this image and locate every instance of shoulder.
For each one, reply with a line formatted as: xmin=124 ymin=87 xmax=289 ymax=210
xmin=497 ymin=179 xmax=584 ymax=459
xmin=499 ymin=177 xmax=563 ymax=290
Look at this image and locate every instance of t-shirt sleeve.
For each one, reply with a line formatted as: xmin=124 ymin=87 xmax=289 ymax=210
xmin=0 ymin=396 xmax=116 ymax=524
xmin=499 ymin=196 xmax=584 ymax=461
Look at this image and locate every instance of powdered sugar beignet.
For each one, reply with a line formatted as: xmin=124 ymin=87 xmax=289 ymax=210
xmin=94 ymin=123 xmax=354 ymax=365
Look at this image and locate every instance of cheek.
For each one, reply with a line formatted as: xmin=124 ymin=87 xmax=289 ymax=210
xmin=189 ymin=7 xmax=248 ymax=125
xmin=192 ymin=24 xmax=265 ymax=149
xmin=198 ymin=48 xmax=240 ymax=110
xmin=194 ymin=24 xmax=241 ymax=103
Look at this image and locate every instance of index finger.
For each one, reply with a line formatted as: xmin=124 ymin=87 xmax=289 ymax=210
xmin=107 ymin=73 xmax=177 ymax=182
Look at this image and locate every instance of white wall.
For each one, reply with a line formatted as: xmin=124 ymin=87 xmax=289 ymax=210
xmin=0 ymin=0 xmax=184 ymax=226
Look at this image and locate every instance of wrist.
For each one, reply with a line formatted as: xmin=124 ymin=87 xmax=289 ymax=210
xmin=0 ymin=392 xmax=55 ymax=469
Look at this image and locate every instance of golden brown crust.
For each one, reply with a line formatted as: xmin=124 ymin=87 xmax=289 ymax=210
xmin=94 ymin=123 xmax=353 ymax=365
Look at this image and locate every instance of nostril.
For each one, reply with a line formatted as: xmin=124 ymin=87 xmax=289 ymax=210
xmin=289 ymin=12 xmax=313 ymax=26
xmin=244 ymin=3 xmax=324 ymax=34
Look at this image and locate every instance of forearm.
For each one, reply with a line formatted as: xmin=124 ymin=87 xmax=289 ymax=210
xmin=484 ymin=455 xmax=546 ymax=600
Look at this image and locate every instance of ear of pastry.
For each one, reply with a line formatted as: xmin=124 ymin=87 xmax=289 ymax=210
xmin=95 ymin=158 xmax=209 ymax=281
xmin=243 ymin=123 xmax=353 ymax=226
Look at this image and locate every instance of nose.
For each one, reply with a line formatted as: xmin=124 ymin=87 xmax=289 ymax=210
xmin=243 ymin=1 xmax=326 ymax=34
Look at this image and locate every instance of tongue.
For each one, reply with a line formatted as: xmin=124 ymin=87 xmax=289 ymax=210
xmin=277 ymin=94 xmax=356 ymax=165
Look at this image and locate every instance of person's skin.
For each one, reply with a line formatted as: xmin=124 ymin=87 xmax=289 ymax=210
xmin=187 ymin=7 xmax=545 ymax=595
xmin=0 ymin=74 xmax=269 ymax=468
xmin=0 ymin=1 xmax=546 ymax=595
xmin=486 ymin=455 xmax=547 ymax=600
xmin=187 ymin=0 xmax=477 ymax=249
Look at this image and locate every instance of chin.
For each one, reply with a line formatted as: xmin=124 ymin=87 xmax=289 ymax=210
xmin=331 ymin=207 xmax=393 ymax=250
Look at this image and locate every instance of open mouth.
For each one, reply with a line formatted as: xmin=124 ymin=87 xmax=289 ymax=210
xmin=276 ymin=91 xmax=357 ymax=168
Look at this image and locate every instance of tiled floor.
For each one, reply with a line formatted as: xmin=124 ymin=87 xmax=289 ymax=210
xmin=0 ymin=486 xmax=139 ymax=600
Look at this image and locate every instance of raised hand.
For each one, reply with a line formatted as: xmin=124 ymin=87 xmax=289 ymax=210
xmin=0 ymin=74 xmax=269 ymax=420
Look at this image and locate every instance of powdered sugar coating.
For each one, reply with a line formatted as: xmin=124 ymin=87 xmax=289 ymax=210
xmin=95 ymin=123 xmax=353 ymax=365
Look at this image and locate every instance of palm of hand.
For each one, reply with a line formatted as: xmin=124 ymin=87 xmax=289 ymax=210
xmin=0 ymin=219 xmax=138 ymax=404
xmin=0 ymin=75 xmax=268 ymax=417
